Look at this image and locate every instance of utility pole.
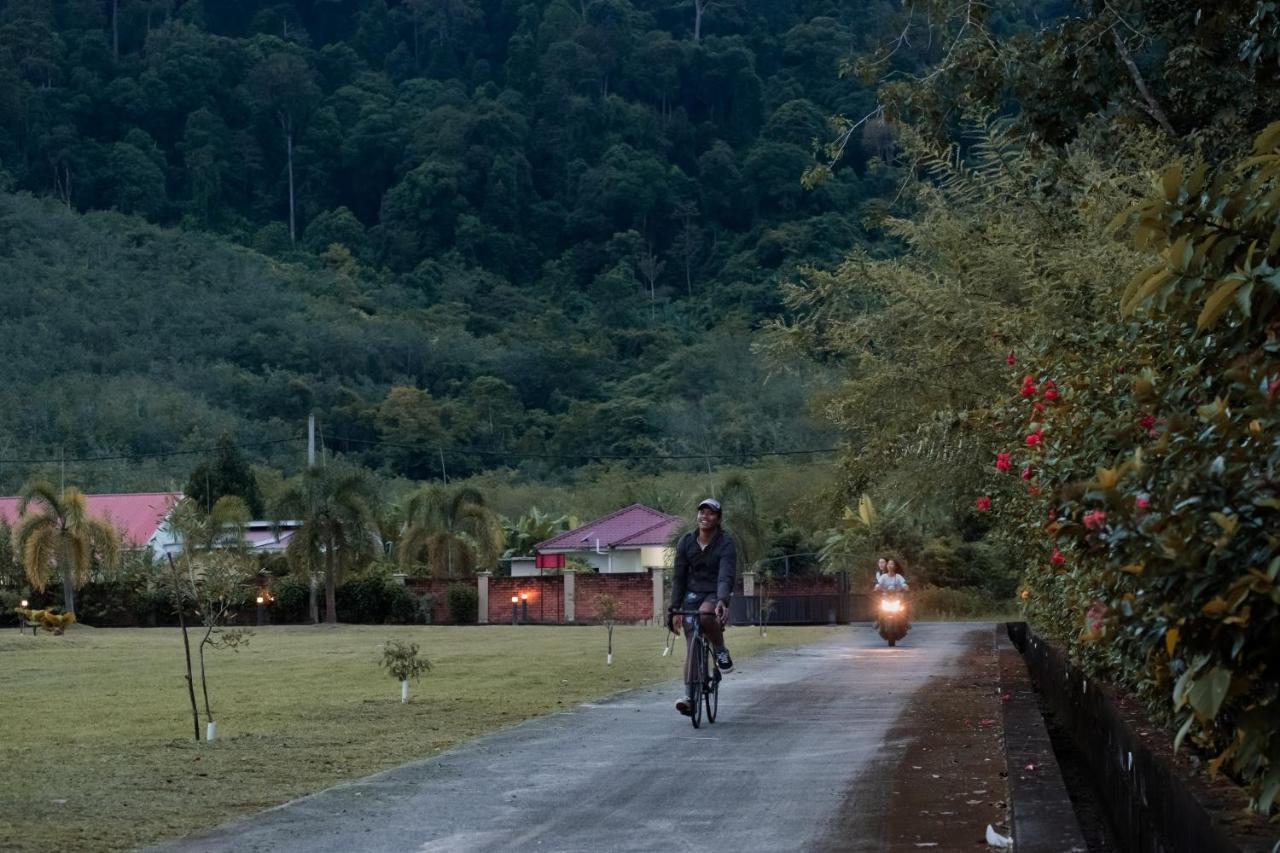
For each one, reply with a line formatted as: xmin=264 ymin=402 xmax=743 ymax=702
xmin=307 ymin=413 xmax=318 ymax=625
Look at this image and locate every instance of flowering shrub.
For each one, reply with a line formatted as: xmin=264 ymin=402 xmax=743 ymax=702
xmin=987 ymin=123 xmax=1280 ymax=811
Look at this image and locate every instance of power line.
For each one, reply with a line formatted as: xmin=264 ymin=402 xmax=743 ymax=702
xmin=0 ymin=436 xmax=303 ymax=466
xmin=320 ymin=433 xmax=840 ymax=463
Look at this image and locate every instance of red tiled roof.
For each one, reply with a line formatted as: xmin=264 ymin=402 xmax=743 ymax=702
xmin=535 ymin=503 xmax=684 ymax=551
xmin=0 ymin=492 xmax=181 ymax=546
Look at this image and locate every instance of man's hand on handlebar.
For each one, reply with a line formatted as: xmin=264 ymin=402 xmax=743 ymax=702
xmin=714 ymin=600 xmax=729 ymax=625
xmin=667 ymin=610 xmax=681 ymax=635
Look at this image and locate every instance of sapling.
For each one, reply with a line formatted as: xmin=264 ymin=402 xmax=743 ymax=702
xmin=381 ymin=639 xmax=431 ymax=703
xmin=595 ymin=593 xmax=619 ymax=664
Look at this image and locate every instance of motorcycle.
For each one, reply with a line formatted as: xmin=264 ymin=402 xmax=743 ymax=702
xmin=877 ymin=595 xmax=909 ymax=646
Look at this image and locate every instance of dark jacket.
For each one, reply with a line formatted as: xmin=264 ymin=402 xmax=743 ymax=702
xmin=671 ymin=528 xmax=737 ymax=607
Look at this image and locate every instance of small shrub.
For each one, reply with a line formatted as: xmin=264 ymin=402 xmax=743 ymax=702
xmin=414 ymin=593 xmax=436 ymax=625
xmin=445 ymin=584 xmax=478 ymax=624
xmin=380 ymin=639 xmax=432 ymax=703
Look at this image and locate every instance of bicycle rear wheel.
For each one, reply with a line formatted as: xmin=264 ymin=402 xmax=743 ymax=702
xmin=705 ymin=646 xmax=719 ymax=724
xmin=688 ymin=636 xmax=704 ymax=729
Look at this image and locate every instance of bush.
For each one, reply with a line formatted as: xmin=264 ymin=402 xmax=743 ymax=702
xmin=911 ymin=585 xmax=1008 ymax=619
xmin=0 ymin=589 xmax=22 ymax=626
xmin=386 ymin=585 xmax=417 ymax=624
xmin=271 ymin=577 xmax=311 ymax=624
xmin=334 ymin=575 xmax=417 ymax=624
xmin=446 ymin=584 xmax=478 ymax=624
xmin=133 ymin=588 xmax=176 ymax=627
xmin=67 ymin=581 xmax=140 ymax=627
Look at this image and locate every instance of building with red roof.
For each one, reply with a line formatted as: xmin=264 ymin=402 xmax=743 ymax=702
xmin=512 ymin=503 xmax=684 ymax=576
xmin=0 ymin=492 xmax=299 ymax=556
xmin=0 ymin=492 xmax=181 ymax=549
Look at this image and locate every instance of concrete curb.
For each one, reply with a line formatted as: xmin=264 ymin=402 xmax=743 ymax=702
xmin=997 ymin=624 xmax=1089 ymax=853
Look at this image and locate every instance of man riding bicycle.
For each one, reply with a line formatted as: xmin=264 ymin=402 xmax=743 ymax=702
xmin=667 ymin=497 xmax=736 ymax=717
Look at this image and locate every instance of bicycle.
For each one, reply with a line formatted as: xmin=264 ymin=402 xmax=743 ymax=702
xmin=670 ymin=607 xmax=723 ymax=728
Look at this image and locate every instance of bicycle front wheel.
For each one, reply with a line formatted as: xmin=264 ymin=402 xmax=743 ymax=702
xmin=705 ymin=651 xmax=719 ymax=724
xmin=689 ymin=636 xmax=704 ymax=729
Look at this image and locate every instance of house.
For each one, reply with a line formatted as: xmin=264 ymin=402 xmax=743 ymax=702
xmin=0 ymin=491 xmax=298 ymax=557
xmin=0 ymin=491 xmax=181 ymax=549
xmin=514 ymin=503 xmax=684 ymax=577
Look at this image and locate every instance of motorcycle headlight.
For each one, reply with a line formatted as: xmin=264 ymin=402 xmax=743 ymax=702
xmin=879 ymin=598 xmax=902 ymax=613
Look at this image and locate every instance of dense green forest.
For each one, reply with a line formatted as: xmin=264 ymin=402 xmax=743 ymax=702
xmin=0 ymin=0 xmax=956 ymax=491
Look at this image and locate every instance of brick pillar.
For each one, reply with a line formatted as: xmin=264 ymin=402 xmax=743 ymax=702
xmin=742 ymin=570 xmax=756 ymax=597
xmin=651 ymin=568 xmax=664 ymax=625
xmin=477 ymin=573 xmax=490 ymax=625
xmin=564 ymin=572 xmax=576 ymax=623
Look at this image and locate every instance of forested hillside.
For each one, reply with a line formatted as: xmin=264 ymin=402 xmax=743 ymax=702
xmin=0 ymin=0 xmax=961 ymax=488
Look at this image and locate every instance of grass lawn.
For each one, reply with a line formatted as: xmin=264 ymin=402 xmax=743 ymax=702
xmin=0 ymin=622 xmax=838 ymax=851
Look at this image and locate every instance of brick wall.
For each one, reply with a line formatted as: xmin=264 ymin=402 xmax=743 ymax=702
xmin=492 ymin=575 xmax=565 ymax=624
xmin=405 ymin=578 xmax=462 ymax=624
xmin=577 ymin=573 xmax=653 ymax=623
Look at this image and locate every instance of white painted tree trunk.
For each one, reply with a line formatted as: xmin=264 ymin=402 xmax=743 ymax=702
xmin=607 ymin=653 xmax=613 ymax=665
xmin=206 ymin=721 xmax=217 ymax=742
xmin=401 ymin=680 xmax=409 ymax=703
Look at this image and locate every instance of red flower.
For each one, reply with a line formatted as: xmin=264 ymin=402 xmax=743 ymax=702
xmin=1269 ymin=378 xmax=1279 ymax=398
xmin=1021 ymin=466 xmax=1034 ymax=480
xmin=996 ymin=452 xmax=1011 ymax=471
xmin=1085 ymin=600 xmax=1107 ymax=634
xmin=1020 ymin=384 xmax=1036 ymax=398
xmin=1006 ymin=351 xmax=1016 ymax=365
xmin=1138 ymin=414 xmax=1155 ymax=430
xmin=1028 ymin=484 xmax=1040 ymax=495
xmin=1135 ymin=495 xmax=1150 ymax=509
xmin=1043 ymin=386 xmax=1060 ymax=402
xmin=1083 ymin=510 xmax=1107 ymax=530
xmin=1025 ymin=430 xmax=1043 ymax=446
xmin=1031 ymin=401 xmax=1045 ymax=417
xmin=975 ymin=496 xmax=992 ymax=511
xmin=1023 ymin=375 xmax=1035 ymax=386
xmin=1051 ymin=549 xmax=1065 ymax=565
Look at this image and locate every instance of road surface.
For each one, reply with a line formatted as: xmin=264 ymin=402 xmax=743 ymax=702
xmin=152 ymin=623 xmax=996 ymax=853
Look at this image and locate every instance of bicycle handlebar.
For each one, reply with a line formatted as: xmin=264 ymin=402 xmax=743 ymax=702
xmin=669 ymin=608 xmax=724 ymax=616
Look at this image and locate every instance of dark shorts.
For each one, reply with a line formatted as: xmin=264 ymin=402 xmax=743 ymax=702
xmin=681 ymin=591 xmax=717 ymax=627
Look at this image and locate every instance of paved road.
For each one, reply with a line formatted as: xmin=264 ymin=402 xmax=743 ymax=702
xmin=152 ymin=623 xmax=990 ymax=853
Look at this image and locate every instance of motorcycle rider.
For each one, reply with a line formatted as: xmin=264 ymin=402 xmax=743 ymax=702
xmin=874 ymin=558 xmax=908 ymax=633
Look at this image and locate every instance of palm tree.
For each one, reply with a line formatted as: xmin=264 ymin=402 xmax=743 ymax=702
xmin=271 ymin=466 xmax=376 ymax=624
xmin=718 ymin=474 xmax=767 ymax=571
xmin=501 ymin=507 xmax=574 ymax=559
xmin=15 ymin=481 xmax=120 ymax=616
xmin=398 ymin=485 xmax=504 ymax=578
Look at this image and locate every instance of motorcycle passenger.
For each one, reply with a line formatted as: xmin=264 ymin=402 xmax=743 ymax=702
xmin=875 ymin=558 xmax=908 ymax=593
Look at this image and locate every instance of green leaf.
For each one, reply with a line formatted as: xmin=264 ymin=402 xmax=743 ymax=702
xmin=1196 ymin=274 xmax=1248 ymax=330
xmin=1174 ymin=713 xmax=1195 ymax=752
xmin=1187 ymin=667 xmax=1232 ymax=720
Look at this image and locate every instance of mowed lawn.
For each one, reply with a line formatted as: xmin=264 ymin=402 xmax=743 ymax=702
xmin=0 ymin=622 xmax=837 ymax=851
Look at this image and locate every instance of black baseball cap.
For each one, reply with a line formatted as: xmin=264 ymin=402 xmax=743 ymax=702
xmin=697 ymin=498 xmax=722 ymax=512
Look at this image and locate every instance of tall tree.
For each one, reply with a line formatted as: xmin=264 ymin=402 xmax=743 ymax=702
xmin=14 ymin=481 xmax=120 ymax=615
xmin=271 ymin=465 xmax=376 ymax=624
xmin=246 ymin=46 xmax=320 ymax=245
xmin=398 ymin=485 xmax=503 ymax=579
xmin=185 ymin=434 xmax=265 ymax=517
